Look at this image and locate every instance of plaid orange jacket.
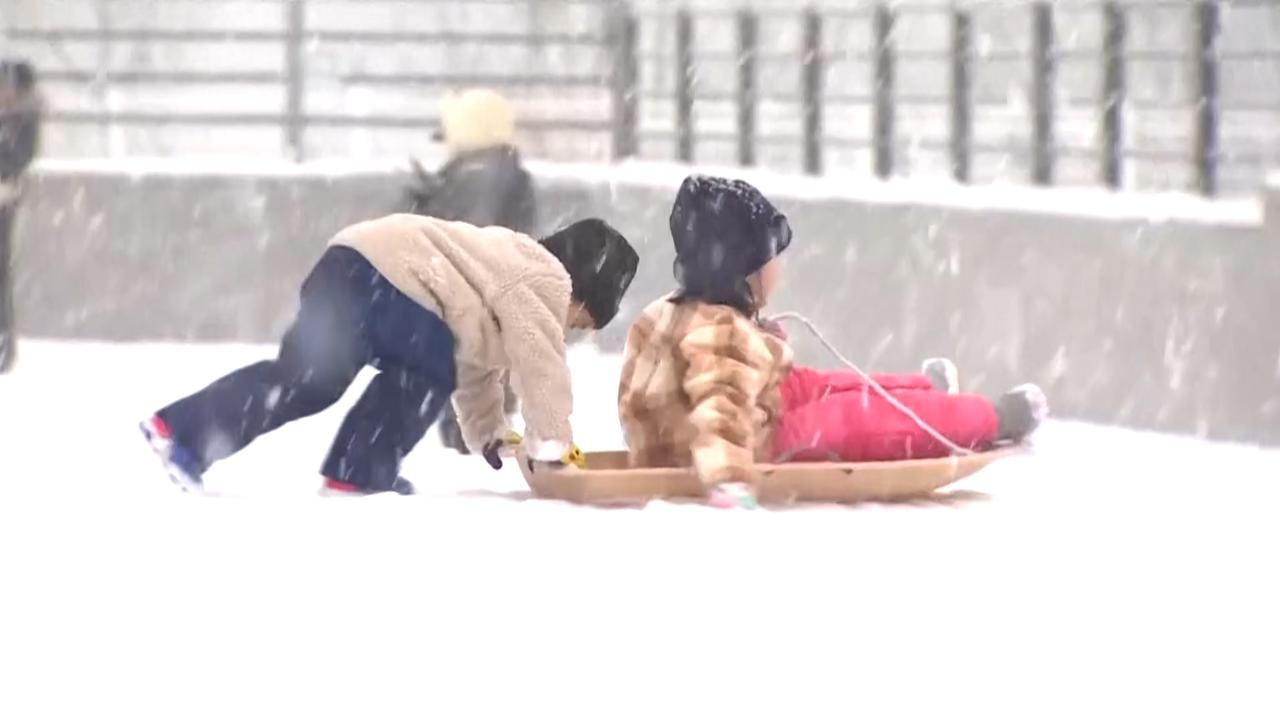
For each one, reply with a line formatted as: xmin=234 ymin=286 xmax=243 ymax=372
xmin=617 ymin=295 xmax=793 ymax=485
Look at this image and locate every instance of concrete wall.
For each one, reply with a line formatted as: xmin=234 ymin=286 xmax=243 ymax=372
xmin=10 ymin=160 xmax=1280 ymax=446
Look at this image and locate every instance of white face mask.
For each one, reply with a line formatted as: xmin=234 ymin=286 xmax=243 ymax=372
xmin=565 ymin=328 xmax=595 ymax=345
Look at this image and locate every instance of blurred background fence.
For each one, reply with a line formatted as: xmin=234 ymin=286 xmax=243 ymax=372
xmin=3 ymin=0 xmax=1278 ymax=196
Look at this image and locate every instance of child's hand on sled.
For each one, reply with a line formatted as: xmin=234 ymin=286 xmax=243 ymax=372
xmin=561 ymin=445 xmax=586 ymax=469
xmin=526 ymin=444 xmax=587 ymax=474
xmin=482 ymin=430 xmax=524 ymax=470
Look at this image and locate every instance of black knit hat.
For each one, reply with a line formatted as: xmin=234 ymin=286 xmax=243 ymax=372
xmin=669 ymin=174 xmax=792 ymax=314
xmin=539 ymin=218 xmax=639 ymax=329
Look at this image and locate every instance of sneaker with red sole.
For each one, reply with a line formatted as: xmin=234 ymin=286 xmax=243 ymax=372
xmin=139 ymin=415 xmax=205 ymax=493
xmin=320 ymin=476 xmax=417 ymax=497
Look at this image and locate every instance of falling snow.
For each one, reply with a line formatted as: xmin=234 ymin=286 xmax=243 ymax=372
xmin=2 ymin=1 xmax=1279 ymax=715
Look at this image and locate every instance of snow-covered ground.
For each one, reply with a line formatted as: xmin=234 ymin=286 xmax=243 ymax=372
xmin=2 ymin=340 xmax=1279 ymax=719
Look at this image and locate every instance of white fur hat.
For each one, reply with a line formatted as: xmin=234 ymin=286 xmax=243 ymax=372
xmin=438 ymin=88 xmax=517 ymax=155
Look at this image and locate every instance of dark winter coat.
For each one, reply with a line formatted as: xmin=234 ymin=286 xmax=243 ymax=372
xmin=404 ymin=145 xmax=537 ymax=234
xmin=0 ymin=66 xmax=41 ymax=185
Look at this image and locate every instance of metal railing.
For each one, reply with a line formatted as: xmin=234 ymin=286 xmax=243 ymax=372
xmin=4 ymin=0 xmax=619 ymax=160
xmin=4 ymin=0 xmax=1278 ymax=196
xmin=624 ymin=0 xmax=1280 ymax=196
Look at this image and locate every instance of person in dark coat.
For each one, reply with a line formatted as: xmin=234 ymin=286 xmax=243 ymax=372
xmin=0 ymin=59 xmax=42 ymax=373
xmin=403 ymin=88 xmax=537 ymax=453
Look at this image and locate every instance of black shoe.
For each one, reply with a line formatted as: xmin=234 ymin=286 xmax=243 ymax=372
xmin=995 ymin=384 xmax=1049 ymax=443
xmin=439 ymin=418 xmax=470 ymax=455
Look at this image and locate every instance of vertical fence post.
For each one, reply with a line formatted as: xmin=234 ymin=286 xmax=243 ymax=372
xmin=675 ymin=9 xmax=694 ymax=163
xmin=801 ymin=8 xmax=823 ymax=176
xmin=1101 ymin=1 xmax=1126 ymax=189
xmin=950 ymin=9 xmax=973 ymax=183
xmin=609 ymin=5 xmax=639 ymax=160
xmin=873 ymin=3 xmax=895 ymax=180
xmin=284 ymin=0 xmax=306 ymax=162
xmin=1030 ymin=1 xmax=1055 ymax=186
xmin=93 ymin=0 xmax=115 ymax=155
xmin=1194 ymin=0 xmax=1220 ymax=196
xmin=736 ymin=10 xmax=758 ymax=167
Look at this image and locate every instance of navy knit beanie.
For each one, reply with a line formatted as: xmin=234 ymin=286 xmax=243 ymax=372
xmin=669 ymin=174 xmax=792 ymax=314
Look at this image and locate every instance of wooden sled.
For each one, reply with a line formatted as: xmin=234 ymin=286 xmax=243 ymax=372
xmin=519 ymin=446 xmax=1023 ymax=506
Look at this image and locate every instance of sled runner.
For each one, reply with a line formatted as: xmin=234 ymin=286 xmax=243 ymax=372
xmin=519 ymin=446 xmax=1023 ymax=506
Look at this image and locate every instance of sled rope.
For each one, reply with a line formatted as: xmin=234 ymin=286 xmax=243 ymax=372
xmin=768 ymin=312 xmax=977 ymax=457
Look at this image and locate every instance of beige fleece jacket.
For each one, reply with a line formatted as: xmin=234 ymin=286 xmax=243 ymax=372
xmin=330 ymin=214 xmax=573 ymax=458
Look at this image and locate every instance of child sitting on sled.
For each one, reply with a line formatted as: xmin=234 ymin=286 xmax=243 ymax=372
xmin=142 ymin=213 xmax=639 ymax=496
xmin=617 ymin=175 xmax=1047 ymax=508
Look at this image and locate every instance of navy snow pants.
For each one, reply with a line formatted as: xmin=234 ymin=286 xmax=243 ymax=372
xmin=0 ymin=204 xmax=17 ymax=372
xmin=157 ymin=246 xmax=457 ymax=491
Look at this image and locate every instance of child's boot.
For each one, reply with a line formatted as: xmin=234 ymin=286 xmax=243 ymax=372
xmin=139 ymin=416 xmax=205 ymax=493
xmin=922 ymin=357 xmax=959 ymax=394
xmin=707 ymin=482 xmax=759 ymax=510
xmin=994 ymin=384 xmax=1050 ymax=443
xmin=320 ymin=476 xmax=416 ymax=497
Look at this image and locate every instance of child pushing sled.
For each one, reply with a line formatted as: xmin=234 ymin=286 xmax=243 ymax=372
xmin=618 ymin=175 xmax=1049 ymax=509
xmin=142 ymin=213 xmax=638 ymax=495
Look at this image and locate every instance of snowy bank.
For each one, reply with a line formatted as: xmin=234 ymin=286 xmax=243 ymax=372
xmin=35 ymin=156 xmax=1265 ymax=226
